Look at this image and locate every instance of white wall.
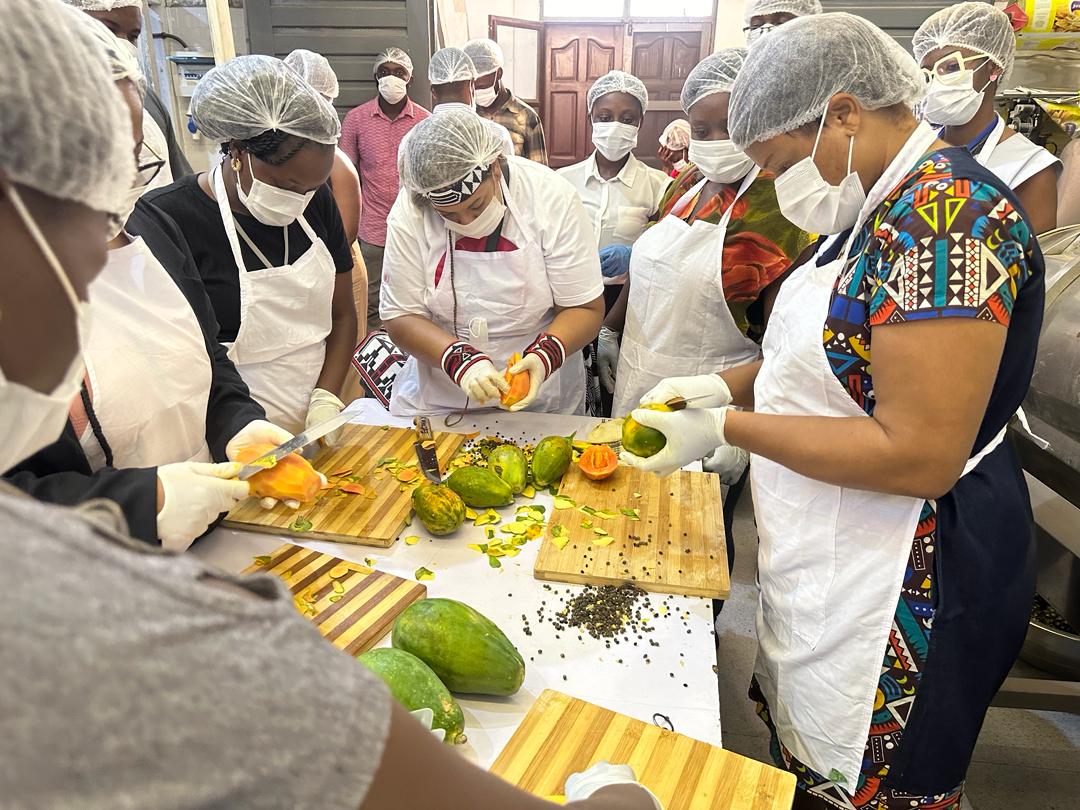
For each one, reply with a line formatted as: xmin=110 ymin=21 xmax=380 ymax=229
xmin=465 ymin=0 xmax=540 ymax=39
xmin=715 ymin=0 xmax=748 ymax=50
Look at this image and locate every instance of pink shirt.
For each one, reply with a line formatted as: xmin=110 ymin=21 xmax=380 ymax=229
xmin=340 ymin=97 xmax=429 ymax=246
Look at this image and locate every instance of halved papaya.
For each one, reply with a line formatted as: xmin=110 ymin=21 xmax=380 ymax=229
xmin=577 ymin=443 xmax=619 ymax=481
xmin=500 ymin=352 xmax=531 ymax=408
xmin=234 ymin=443 xmax=323 ymax=503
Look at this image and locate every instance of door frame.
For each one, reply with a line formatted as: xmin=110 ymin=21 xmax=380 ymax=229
xmin=488 ymin=15 xmax=545 ymax=114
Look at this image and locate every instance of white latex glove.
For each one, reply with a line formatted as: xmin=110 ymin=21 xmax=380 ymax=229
xmin=638 ymin=373 xmax=732 ymax=410
xmin=503 ymin=352 xmax=547 ymax=412
xmin=225 ymin=419 xmax=294 ymax=461
xmin=408 ymin=707 xmax=447 ymax=743
xmin=460 ymin=358 xmax=510 ymax=404
xmin=620 ymin=406 xmax=731 ymax=477
xmin=597 ymin=326 xmax=620 ymax=394
xmin=306 ymin=387 xmax=346 ymax=447
xmin=703 ymin=444 xmax=750 ymax=485
xmin=157 ymin=461 xmax=251 ymax=551
xmin=565 ymin=762 xmax=662 ymax=809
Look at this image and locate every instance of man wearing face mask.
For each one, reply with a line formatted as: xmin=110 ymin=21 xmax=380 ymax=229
xmin=146 ymin=56 xmax=357 ymax=445
xmin=6 ymin=20 xmax=275 ymax=551
xmin=913 ymin=1 xmax=1061 ymax=234
xmin=742 ymin=0 xmax=821 ymax=44
xmin=464 ymin=38 xmax=548 ymax=166
xmin=557 ymin=70 xmax=671 ymax=415
xmin=340 ymin=47 xmax=429 ymax=334
xmin=427 ymin=46 xmax=515 ymax=156
xmin=380 ymin=109 xmax=604 ymax=416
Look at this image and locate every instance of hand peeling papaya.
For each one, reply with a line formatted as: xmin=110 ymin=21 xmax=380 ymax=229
xmin=235 ymin=443 xmax=322 ymax=503
xmin=500 ymin=352 xmax=530 ymax=408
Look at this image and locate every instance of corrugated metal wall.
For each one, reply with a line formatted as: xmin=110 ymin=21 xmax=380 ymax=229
xmin=245 ymin=0 xmax=432 ymax=117
xmin=820 ymin=1 xmax=943 ymax=53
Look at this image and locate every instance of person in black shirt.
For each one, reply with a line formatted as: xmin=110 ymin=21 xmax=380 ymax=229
xmin=146 ymin=55 xmax=357 ymax=441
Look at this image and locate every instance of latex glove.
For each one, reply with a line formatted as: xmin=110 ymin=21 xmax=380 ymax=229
xmin=703 ymin=444 xmax=750 ymax=485
xmin=460 ymin=358 xmax=509 ymax=404
xmin=565 ymin=762 xmax=662 ymax=809
xmin=306 ymin=387 xmax=346 ymax=447
xmin=620 ymin=406 xmax=731 ymax=477
xmin=599 ymin=244 xmax=633 ymax=279
xmin=503 ymin=352 xmax=547 ymax=412
xmin=639 ymin=373 xmax=732 ymax=410
xmin=597 ymin=326 xmax=620 ymax=394
xmin=408 ymin=707 xmax=447 ymax=744
xmin=157 ymin=461 xmax=251 ymax=551
xmin=225 ymin=419 xmax=294 ymax=461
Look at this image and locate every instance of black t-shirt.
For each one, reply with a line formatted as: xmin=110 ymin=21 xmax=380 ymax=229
xmin=144 ymin=173 xmax=353 ymax=343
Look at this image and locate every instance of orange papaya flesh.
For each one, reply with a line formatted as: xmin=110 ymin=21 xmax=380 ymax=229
xmin=235 ymin=443 xmax=322 ymax=503
xmin=577 ymin=444 xmax=619 ymax=481
xmin=500 ymin=352 xmax=531 ymax=408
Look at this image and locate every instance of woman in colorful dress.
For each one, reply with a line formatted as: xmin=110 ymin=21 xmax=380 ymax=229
xmin=623 ymin=14 xmax=1042 ymax=809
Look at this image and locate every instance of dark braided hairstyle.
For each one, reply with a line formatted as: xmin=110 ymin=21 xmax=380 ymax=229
xmin=221 ymin=130 xmax=306 ymax=165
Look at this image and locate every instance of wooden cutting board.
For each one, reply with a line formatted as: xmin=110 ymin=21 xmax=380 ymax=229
xmin=224 ymin=423 xmax=467 ymax=547
xmin=534 ymin=465 xmax=729 ymax=599
xmin=242 ymin=543 xmax=426 ymax=655
xmin=491 ymin=690 xmax=795 ymax=809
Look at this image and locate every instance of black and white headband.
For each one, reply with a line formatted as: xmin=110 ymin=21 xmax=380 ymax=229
xmin=427 ymin=164 xmax=489 ymax=206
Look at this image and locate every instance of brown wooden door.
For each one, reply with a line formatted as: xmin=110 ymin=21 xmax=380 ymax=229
xmin=543 ymin=23 xmax=624 ymax=168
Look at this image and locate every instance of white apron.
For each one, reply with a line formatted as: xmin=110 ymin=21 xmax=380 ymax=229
xmin=750 ymin=122 xmax=1010 ymax=788
xmin=211 ymin=163 xmax=335 ymax=432
xmin=390 ymin=179 xmax=585 ymax=417
xmin=81 ymin=237 xmax=212 ymax=470
xmin=612 ymin=169 xmax=762 ymax=416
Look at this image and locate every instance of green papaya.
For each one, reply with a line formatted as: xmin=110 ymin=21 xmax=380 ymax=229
xmin=411 ymin=484 xmax=466 ymax=536
xmin=392 ymin=598 xmax=525 ymax=696
xmin=446 ymin=466 xmax=514 ymax=508
xmin=357 ymin=648 xmax=466 ymax=744
xmin=531 ymin=435 xmax=573 ymax=487
xmin=487 ymin=444 xmax=528 ymax=494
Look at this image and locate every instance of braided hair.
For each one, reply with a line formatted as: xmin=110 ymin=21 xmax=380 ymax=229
xmin=221 ymin=129 xmax=306 ymax=165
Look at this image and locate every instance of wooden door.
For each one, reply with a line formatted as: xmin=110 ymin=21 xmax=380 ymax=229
xmin=543 ymin=23 xmax=624 ymax=168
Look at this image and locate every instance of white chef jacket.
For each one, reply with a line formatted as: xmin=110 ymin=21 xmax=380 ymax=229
xmin=557 ymin=152 xmax=672 ymax=249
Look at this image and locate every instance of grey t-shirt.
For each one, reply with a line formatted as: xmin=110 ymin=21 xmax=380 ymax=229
xmin=0 ymin=486 xmax=390 ymax=809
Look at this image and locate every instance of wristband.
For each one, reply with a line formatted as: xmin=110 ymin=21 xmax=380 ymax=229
xmin=524 ymin=332 xmax=566 ymax=379
xmin=440 ymin=341 xmax=490 ymax=385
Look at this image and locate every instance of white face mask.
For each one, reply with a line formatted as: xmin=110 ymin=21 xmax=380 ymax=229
xmin=1 ymin=183 xmax=91 ymax=472
xmin=773 ymin=106 xmax=867 ymax=235
xmin=441 ymin=194 xmax=506 ymax=239
xmin=591 ymin=121 xmax=639 ymax=162
xmin=474 ymin=78 xmax=499 ymax=108
xmin=235 ymin=154 xmax=315 ymax=227
xmin=921 ymin=67 xmax=993 ymax=127
xmin=107 ymin=179 xmax=151 ymax=241
xmin=378 ymin=75 xmax=408 ymax=104
xmin=688 ymin=138 xmax=756 ymax=184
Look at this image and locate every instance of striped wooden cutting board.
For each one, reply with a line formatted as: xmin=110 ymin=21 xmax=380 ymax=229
xmin=243 ymin=543 xmax=426 ymax=655
xmin=490 ymin=690 xmax=795 ymax=809
xmin=224 ymin=423 xmax=467 ymax=547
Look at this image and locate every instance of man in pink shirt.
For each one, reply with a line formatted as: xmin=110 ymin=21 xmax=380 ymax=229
xmin=340 ymin=46 xmax=430 ymax=334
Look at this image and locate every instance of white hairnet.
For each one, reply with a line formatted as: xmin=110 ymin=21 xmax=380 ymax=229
xmin=587 ymin=70 xmax=648 ymax=114
xmin=82 ymin=15 xmax=145 ymax=98
xmin=429 ymin=47 xmax=477 ymax=85
xmin=192 ymin=55 xmax=340 ymax=145
xmin=912 ymin=2 xmax=1016 ymax=84
xmin=744 ymin=0 xmax=822 ymax=23
xmin=375 ymin=47 xmax=413 ymax=78
xmin=729 ymin=13 xmax=925 ymax=149
xmin=284 ymin=49 xmax=339 ymax=100
xmin=681 ymin=48 xmax=746 ymax=112
xmin=2 ymin=0 xmax=135 ymax=215
xmin=463 ymin=38 xmax=504 ymax=76
xmin=659 ymin=119 xmax=691 ymax=150
xmin=399 ymin=109 xmax=505 ymax=195
xmin=63 ymin=0 xmax=141 ymax=9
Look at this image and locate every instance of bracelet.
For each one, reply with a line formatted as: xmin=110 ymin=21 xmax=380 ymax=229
xmin=440 ymin=341 xmax=490 ymax=385
xmin=524 ymin=332 xmax=566 ymax=379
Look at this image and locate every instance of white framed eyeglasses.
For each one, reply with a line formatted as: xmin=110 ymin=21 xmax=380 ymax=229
xmin=921 ymin=50 xmax=992 ymax=83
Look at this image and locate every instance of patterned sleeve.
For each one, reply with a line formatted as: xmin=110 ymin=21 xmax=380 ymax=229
xmin=523 ymin=109 xmax=549 ymax=166
xmin=866 ymin=176 xmax=1035 ymax=327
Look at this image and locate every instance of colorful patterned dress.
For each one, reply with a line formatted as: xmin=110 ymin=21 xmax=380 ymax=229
xmin=751 ymin=148 xmax=1043 ymax=809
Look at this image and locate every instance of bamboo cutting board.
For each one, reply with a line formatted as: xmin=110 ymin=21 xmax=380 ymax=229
xmin=534 ymin=465 xmax=729 ymax=599
xmin=242 ymin=543 xmax=426 ymax=655
xmin=491 ymin=691 xmax=795 ymax=809
xmin=224 ymin=423 xmax=467 ymax=547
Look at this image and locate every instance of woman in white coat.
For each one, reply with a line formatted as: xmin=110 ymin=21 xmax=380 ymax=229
xmin=380 ymin=109 xmax=604 ymax=417
xmin=913 ymin=1 xmax=1060 ymax=233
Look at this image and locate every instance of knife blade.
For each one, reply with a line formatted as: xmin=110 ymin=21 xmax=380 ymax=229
xmin=236 ymin=411 xmax=354 ymax=481
xmin=663 ymin=394 xmax=716 ymax=411
xmin=413 ymin=417 xmax=442 ymax=484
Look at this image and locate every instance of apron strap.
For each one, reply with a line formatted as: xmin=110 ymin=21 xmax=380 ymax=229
xmin=973 ymin=115 xmax=1007 ymax=168
xmin=718 ymin=166 xmax=760 ymax=229
xmin=79 ymin=382 xmax=114 ymax=469
xmin=234 ymin=221 xmax=277 ymax=270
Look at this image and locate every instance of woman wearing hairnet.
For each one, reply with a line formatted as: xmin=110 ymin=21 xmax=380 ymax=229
xmin=147 ymin=55 xmax=357 ymax=443
xmin=913 ymin=1 xmax=1060 ymax=233
xmin=380 ymin=109 xmax=604 ymax=416
xmin=657 ymin=119 xmax=691 ymax=177
xmin=742 ymin=0 xmax=821 ymax=43
xmin=625 ymin=14 xmax=1044 ymax=808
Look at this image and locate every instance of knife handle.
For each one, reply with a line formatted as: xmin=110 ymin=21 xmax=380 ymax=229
xmin=414 ymin=416 xmax=435 ymax=442
xmin=664 ymin=397 xmax=690 ymax=412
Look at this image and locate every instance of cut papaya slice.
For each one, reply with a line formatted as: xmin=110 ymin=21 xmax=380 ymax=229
xmin=577 ymin=444 xmax=619 ymax=481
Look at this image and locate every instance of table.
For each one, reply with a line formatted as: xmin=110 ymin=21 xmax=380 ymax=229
xmin=192 ymin=400 xmax=723 ymax=768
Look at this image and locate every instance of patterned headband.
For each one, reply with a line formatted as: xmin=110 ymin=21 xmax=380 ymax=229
xmin=427 ymin=164 xmax=489 ymax=206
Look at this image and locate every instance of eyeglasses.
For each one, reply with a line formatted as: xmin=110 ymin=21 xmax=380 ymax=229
xmin=921 ymin=50 xmax=992 ymax=83
xmin=136 ymin=142 xmax=166 ymax=187
xmin=742 ymin=23 xmax=775 ymax=42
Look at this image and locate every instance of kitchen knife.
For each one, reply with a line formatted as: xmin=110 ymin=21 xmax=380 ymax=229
xmin=235 ymin=411 xmax=353 ymax=481
xmin=413 ymin=417 xmax=442 ymax=484
xmin=663 ymin=394 xmax=716 ymax=411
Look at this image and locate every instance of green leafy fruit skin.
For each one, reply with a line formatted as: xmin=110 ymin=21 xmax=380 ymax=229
xmin=392 ymin=598 xmax=526 ymax=696
xmin=356 ymin=648 xmax=466 ymax=744
xmin=411 ymin=484 xmax=466 ymax=536
xmin=622 ymin=403 xmax=671 ymax=458
xmin=446 ymin=467 xmax=514 ymax=508
xmin=531 ymin=435 xmax=573 ymax=487
xmin=487 ymin=444 xmax=528 ymax=494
